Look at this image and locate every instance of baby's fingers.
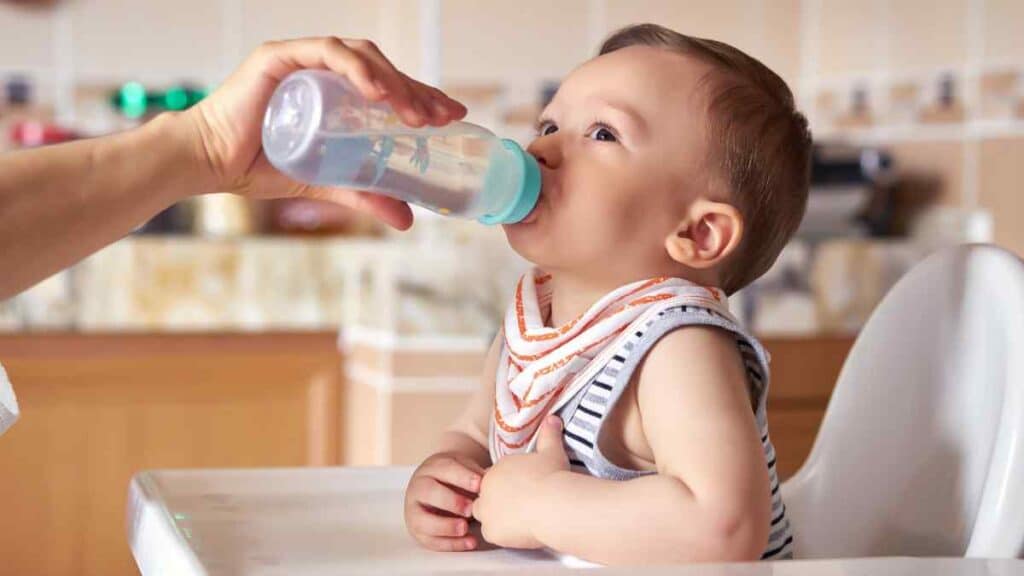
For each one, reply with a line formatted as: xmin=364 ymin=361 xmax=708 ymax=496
xmin=418 ymin=457 xmax=482 ymax=494
xmin=410 ymin=506 xmax=471 ymax=538
xmin=419 ymin=534 xmax=478 ymax=552
xmin=411 ymin=476 xmax=475 ymax=517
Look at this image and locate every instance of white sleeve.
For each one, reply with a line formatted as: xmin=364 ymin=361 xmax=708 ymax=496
xmin=0 ymin=362 xmax=19 ymax=436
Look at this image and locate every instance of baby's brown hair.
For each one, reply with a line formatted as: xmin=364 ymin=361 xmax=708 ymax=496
xmin=600 ymin=24 xmax=812 ymax=294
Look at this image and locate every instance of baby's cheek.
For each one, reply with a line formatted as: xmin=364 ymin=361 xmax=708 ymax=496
xmin=566 ymin=195 xmax=638 ymax=240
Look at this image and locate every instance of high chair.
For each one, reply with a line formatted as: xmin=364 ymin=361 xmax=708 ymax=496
xmin=782 ymin=244 xmax=1024 ymax=558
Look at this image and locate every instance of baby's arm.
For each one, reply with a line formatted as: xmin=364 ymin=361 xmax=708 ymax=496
xmin=528 ymin=327 xmax=771 ymax=564
xmin=404 ymin=333 xmax=500 ymax=551
xmin=434 ymin=332 xmax=500 ymax=466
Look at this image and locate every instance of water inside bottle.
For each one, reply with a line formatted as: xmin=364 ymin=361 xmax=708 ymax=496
xmin=263 ymin=73 xmax=522 ymax=220
xmin=304 ymin=120 xmax=498 ymax=216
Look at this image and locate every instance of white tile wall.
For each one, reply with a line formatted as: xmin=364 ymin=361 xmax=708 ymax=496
xmin=983 ymin=0 xmax=1024 ymax=64
xmin=439 ymin=0 xmax=591 ymax=87
xmin=69 ymin=0 xmax=225 ymax=84
xmin=0 ymin=0 xmax=804 ymax=104
xmin=9 ymin=1 xmax=1014 ymax=107
xmin=239 ymin=0 xmax=379 ymax=54
xmin=605 ymin=0 xmax=761 ymax=52
xmin=0 ymin=3 xmax=55 ymax=71
xmin=603 ymin=0 xmax=801 ymax=84
xmin=236 ymin=0 xmax=425 ymax=83
xmin=812 ymin=0 xmax=887 ymax=77
xmin=379 ymin=0 xmax=425 ymax=80
xmin=889 ymin=0 xmax=967 ymax=70
xmin=757 ymin=0 xmax=802 ymax=85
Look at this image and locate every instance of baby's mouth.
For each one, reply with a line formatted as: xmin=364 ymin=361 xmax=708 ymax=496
xmin=519 ymin=185 xmax=549 ymax=224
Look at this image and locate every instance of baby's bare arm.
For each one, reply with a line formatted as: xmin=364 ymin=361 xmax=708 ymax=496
xmin=527 ymin=327 xmax=771 ymax=564
xmin=434 ymin=333 xmax=501 ymax=468
xmin=404 ymin=333 xmax=501 ymax=551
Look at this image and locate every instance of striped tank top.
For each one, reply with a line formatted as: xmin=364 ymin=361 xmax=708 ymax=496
xmin=496 ymin=303 xmax=794 ymax=560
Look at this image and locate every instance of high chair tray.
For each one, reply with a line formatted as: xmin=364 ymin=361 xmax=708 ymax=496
xmin=127 ymin=466 xmax=1022 ymax=575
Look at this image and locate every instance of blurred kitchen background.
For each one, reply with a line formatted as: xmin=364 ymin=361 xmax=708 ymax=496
xmin=1 ymin=1 xmax=1022 ymax=574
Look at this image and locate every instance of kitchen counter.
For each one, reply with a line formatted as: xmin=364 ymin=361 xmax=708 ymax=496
xmin=0 ymin=232 xmax=519 ymax=336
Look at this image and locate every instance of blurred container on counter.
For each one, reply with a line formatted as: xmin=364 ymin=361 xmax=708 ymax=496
xmin=9 ymin=119 xmax=78 ymax=147
xmin=1 ymin=75 xmax=55 ymax=151
xmin=193 ymin=194 xmax=255 ymax=237
xmin=263 ymin=198 xmax=385 ymax=237
xmin=109 ymin=81 xmax=208 ymax=120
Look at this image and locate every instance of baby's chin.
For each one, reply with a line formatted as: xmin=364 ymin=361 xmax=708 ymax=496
xmin=501 ymin=218 xmax=561 ymax=269
xmin=501 ymin=190 xmax=577 ymax=268
xmin=501 ymin=221 xmax=543 ymax=263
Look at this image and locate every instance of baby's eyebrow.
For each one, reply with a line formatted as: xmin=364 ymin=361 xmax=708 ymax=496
xmin=597 ymin=99 xmax=648 ymax=138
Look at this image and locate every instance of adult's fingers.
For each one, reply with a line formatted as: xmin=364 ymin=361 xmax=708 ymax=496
xmin=250 ymin=37 xmax=425 ymax=126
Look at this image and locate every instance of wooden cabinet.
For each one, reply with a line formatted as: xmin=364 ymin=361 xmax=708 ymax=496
xmin=763 ymin=336 xmax=854 ymax=477
xmin=0 ymin=333 xmax=342 ymax=576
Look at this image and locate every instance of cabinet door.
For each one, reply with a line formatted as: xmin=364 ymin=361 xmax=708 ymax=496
xmin=0 ymin=333 xmax=341 ymax=576
xmin=763 ymin=336 xmax=853 ymax=478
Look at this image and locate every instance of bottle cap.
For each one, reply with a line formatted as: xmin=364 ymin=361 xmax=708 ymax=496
xmin=263 ymin=73 xmax=324 ymax=167
xmin=479 ymin=139 xmax=540 ymax=225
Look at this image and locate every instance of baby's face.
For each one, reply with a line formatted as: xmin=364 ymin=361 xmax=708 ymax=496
xmin=504 ymin=46 xmax=716 ymax=285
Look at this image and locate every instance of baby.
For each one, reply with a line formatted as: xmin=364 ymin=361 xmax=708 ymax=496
xmin=404 ymin=23 xmax=811 ymax=565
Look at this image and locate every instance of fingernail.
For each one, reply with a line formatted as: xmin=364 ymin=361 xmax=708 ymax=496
xmin=547 ymin=415 xmax=561 ymax=429
xmin=431 ymin=100 xmax=448 ymax=118
xmin=457 ymin=521 xmax=467 ymax=536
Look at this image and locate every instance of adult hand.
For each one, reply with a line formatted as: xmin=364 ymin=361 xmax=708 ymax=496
xmin=185 ymin=37 xmax=467 ymax=230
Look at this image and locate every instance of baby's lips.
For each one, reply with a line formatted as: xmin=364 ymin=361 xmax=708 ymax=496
xmin=519 ymin=178 xmax=553 ymax=224
xmin=520 ymin=202 xmax=540 ymax=224
xmin=519 ymin=190 xmax=543 ymax=224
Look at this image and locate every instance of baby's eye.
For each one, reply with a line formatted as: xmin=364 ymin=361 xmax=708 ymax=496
xmin=539 ymin=122 xmax=558 ymax=136
xmin=587 ymin=126 xmax=618 ymax=143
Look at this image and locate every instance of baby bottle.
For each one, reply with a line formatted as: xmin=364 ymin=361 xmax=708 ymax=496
xmin=262 ymin=70 xmax=540 ymax=224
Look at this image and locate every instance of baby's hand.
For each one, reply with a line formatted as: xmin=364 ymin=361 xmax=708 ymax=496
xmin=473 ymin=416 xmax=569 ymax=549
xmin=404 ymin=452 xmax=485 ymax=552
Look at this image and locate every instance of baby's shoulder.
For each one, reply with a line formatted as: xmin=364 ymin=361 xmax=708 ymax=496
xmin=643 ymin=324 xmax=742 ymax=366
xmin=634 ymin=324 xmax=749 ymax=397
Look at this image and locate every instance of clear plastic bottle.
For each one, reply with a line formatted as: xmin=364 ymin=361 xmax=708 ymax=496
xmin=262 ymin=70 xmax=540 ymax=224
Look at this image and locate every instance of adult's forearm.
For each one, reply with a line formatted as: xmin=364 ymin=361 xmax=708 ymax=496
xmin=0 ymin=112 xmax=208 ymax=299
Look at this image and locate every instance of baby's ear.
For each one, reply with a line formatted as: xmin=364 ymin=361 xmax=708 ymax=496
xmin=664 ymin=199 xmax=744 ymax=270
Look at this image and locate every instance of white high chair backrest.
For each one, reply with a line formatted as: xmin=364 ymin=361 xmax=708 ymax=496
xmin=0 ymin=362 xmax=19 ymax=437
xmin=781 ymin=244 xmax=1024 ymax=559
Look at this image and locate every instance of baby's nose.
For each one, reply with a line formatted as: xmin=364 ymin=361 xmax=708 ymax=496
xmin=527 ymin=138 xmax=561 ymax=169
